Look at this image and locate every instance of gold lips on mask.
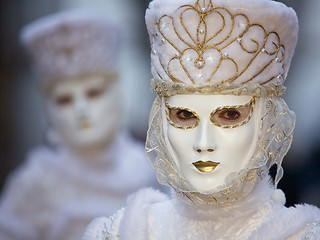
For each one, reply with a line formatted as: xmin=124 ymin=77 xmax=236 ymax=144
xmin=79 ymin=119 xmax=91 ymax=129
xmin=192 ymin=161 xmax=220 ymax=173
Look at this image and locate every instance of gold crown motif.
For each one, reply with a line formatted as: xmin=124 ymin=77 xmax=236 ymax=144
xmin=150 ymin=0 xmax=288 ymax=93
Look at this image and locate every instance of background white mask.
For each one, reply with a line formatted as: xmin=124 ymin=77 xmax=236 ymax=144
xmin=45 ymin=74 xmax=123 ymax=155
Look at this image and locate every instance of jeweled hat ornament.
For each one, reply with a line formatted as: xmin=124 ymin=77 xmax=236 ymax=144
xmin=145 ymin=0 xmax=298 ymax=205
xmin=21 ymin=9 xmax=120 ymax=86
xmin=147 ymin=0 xmax=298 ymax=97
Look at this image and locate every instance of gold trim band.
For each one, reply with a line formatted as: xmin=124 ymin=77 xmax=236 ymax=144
xmin=151 ymin=79 xmax=286 ymax=97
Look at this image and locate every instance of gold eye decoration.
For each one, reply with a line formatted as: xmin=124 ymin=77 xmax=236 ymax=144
xmin=210 ymin=97 xmax=255 ymax=128
xmin=165 ymin=101 xmax=199 ymax=129
xmin=165 ymin=97 xmax=255 ymax=129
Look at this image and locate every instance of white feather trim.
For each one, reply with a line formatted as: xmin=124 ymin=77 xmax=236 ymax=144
xmin=82 ymin=217 xmax=109 ymax=240
xmin=255 ymin=204 xmax=320 ymax=240
xmin=119 ymin=188 xmax=169 ymax=240
xmin=99 ymin=176 xmax=320 ymax=239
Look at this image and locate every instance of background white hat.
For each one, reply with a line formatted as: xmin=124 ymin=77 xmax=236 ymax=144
xmin=21 ymin=9 xmax=120 ymax=85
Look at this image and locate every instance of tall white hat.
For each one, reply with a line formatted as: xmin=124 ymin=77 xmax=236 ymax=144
xmin=21 ymin=9 xmax=120 ymax=85
xmin=146 ymin=0 xmax=298 ymax=97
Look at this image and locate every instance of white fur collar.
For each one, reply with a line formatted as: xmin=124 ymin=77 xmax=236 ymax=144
xmin=119 ymin=188 xmax=169 ymax=240
xmin=117 ymin=177 xmax=320 ymax=239
xmin=256 ymin=204 xmax=320 ymax=240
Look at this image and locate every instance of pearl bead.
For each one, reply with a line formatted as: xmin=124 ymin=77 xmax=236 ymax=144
xmin=201 ymin=8 xmax=206 ymax=13
xmin=275 ymin=57 xmax=280 ymax=62
xmin=152 ymin=50 xmax=157 ymax=55
xmin=197 ymin=60 xmax=204 ymax=67
xmin=261 ymin=48 xmax=266 ymax=53
xmin=223 ymin=52 xmax=229 ymax=58
xmin=199 ymin=29 xmax=204 ymax=34
xmin=237 ymin=38 xmax=242 ymax=43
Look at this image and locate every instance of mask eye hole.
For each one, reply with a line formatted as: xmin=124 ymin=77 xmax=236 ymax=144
xmin=220 ymin=109 xmax=240 ymax=120
xmin=177 ymin=109 xmax=195 ymax=120
xmin=55 ymin=94 xmax=73 ymax=106
xmin=166 ymin=106 xmax=199 ymax=129
xmin=210 ymin=97 xmax=255 ymax=128
xmin=86 ymin=87 xmax=105 ymax=99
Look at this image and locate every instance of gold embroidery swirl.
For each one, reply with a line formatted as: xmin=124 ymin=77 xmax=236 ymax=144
xmin=154 ymin=0 xmax=285 ymax=85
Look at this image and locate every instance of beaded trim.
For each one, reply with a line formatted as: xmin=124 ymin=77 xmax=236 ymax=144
xmin=151 ymin=79 xmax=286 ymax=97
xmin=301 ymin=222 xmax=320 ymax=240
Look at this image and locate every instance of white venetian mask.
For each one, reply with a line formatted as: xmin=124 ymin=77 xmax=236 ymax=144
xmin=45 ymin=74 xmax=122 ymax=153
xmin=165 ymin=94 xmax=260 ymax=192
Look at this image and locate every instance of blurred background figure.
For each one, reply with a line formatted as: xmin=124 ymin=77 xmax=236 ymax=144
xmin=0 ymin=9 xmax=158 ymax=240
xmin=0 ymin=0 xmax=319 ymax=237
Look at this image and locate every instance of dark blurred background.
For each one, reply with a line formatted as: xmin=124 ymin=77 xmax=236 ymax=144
xmin=0 ymin=0 xmax=319 ymax=207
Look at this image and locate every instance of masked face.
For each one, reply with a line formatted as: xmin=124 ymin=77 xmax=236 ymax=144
xmin=46 ymin=74 xmax=122 ymax=152
xmin=165 ymin=94 xmax=259 ymax=192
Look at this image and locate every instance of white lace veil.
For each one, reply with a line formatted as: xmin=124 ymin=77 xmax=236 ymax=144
xmin=146 ymin=94 xmax=295 ymax=205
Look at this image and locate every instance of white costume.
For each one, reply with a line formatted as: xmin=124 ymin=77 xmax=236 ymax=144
xmin=84 ymin=179 xmax=320 ymax=240
xmin=0 ymin=10 xmax=157 ymax=240
xmin=83 ymin=0 xmax=320 ymax=239
xmin=0 ymin=132 xmax=156 ymax=240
